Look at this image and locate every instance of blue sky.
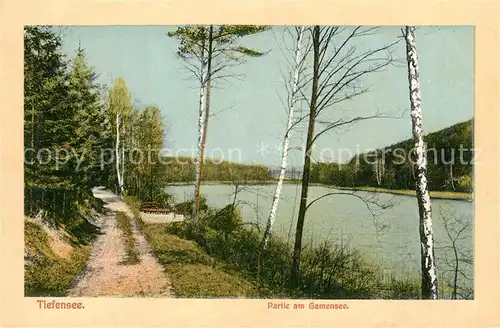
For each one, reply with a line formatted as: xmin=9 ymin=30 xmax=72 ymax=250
xmin=59 ymin=26 xmax=474 ymax=167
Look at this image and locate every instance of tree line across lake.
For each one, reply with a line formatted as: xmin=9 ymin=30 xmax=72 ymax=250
xmin=309 ymin=119 xmax=473 ymax=193
xmin=160 ymin=119 xmax=473 ymax=194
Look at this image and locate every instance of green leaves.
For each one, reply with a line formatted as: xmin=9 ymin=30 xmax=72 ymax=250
xmin=24 ymin=26 xmax=112 ymax=221
xmin=168 ymin=24 xmax=270 ymax=70
xmin=108 ymin=77 xmax=132 ymax=118
xmin=232 ymin=46 xmax=266 ymax=57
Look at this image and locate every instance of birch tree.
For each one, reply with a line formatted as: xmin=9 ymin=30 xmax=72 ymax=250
xmin=108 ymin=77 xmax=132 ymax=196
xmin=290 ymin=26 xmax=399 ymax=288
xmin=259 ymin=26 xmax=307 ymax=252
xmin=168 ymin=25 xmax=268 ymax=217
xmin=404 ymin=25 xmax=438 ymax=299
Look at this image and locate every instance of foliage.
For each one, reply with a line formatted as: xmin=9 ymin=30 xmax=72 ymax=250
xmin=172 ymin=195 xmax=209 ymax=217
xmin=206 ymin=204 xmax=243 ymax=234
xmin=123 ymin=196 xmax=260 ymax=297
xmin=456 ymin=175 xmax=473 ymax=193
xmin=167 ymin=25 xmax=269 ymax=66
xmin=24 ymin=26 xmax=111 ymax=239
xmin=381 ymin=276 xmax=421 ymax=299
xmin=124 ymin=105 xmax=166 ymax=202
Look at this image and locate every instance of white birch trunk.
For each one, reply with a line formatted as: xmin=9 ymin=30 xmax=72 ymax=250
xmin=405 ymin=25 xmax=438 ymax=299
xmin=115 ymin=112 xmax=124 ymax=196
xmin=193 ymin=56 xmax=208 ymax=216
xmin=375 ymin=159 xmax=381 ymax=185
xmin=375 ymin=157 xmax=384 ymax=186
xmin=121 ymin=124 xmax=126 ymax=196
xmin=120 ymin=124 xmax=125 ymax=196
xmin=261 ymin=26 xmax=305 ymax=249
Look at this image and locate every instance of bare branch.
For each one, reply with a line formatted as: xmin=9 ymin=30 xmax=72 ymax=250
xmin=311 ymin=110 xmax=402 ymax=145
xmin=305 ymin=191 xmax=394 ymax=236
xmin=208 ymin=101 xmax=241 ymax=119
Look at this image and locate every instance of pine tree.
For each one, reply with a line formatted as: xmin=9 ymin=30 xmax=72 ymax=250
xmin=67 ymin=47 xmax=108 ymax=190
xmin=168 ymin=25 xmax=269 ymax=216
xmin=24 ymin=26 xmax=75 ymax=220
xmin=24 ymin=26 xmax=111 ymax=232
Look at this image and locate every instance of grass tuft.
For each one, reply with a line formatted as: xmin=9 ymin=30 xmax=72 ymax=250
xmin=116 ymin=212 xmax=140 ymax=265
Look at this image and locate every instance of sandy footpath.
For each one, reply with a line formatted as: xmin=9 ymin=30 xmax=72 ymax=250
xmin=67 ymin=188 xmax=173 ymax=297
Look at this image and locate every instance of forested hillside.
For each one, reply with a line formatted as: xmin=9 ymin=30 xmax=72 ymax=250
xmin=310 ymin=119 xmax=473 ymax=192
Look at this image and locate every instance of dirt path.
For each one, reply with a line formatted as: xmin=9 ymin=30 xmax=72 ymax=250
xmin=68 ymin=188 xmax=173 ymax=297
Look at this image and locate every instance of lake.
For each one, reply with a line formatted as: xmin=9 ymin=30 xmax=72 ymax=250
xmin=166 ymin=183 xmax=474 ymax=288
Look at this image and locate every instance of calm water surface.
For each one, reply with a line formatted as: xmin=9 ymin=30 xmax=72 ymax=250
xmin=166 ymin=184 xmax=474 ymax=285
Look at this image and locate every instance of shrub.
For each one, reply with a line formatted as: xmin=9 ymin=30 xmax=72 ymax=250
xmin=205 ymin=204 xmax=243 ymax=235
xmin=173 ymin=195 xmax=209 ymax=217
xmin=456 ymin=175 xmax=473 ymax=192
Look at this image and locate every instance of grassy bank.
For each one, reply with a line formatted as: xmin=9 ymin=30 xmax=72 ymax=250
xmin=126 ymin=196 xmax=261 ymax=297
xmin=24 ymin=194 xmax=105 ymax=296
xmin=126 ymin=196 xmax=421 ymax=299
xmin=321 ymin=185 xmax=473 ymax=201
xmin=24 ymin=220 xmax=92 ymax=296
xmin=166 ymin=180 xmax=473 ymax=201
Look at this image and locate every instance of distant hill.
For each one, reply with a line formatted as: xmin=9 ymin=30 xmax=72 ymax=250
xmin=311 ymin=119 xmax=474 ymax=192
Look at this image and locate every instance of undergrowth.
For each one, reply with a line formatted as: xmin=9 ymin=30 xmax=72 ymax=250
xmin=125 ymin=195 xmax=422 ymax=299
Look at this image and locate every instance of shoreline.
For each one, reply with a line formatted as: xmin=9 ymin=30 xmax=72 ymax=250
xmin=165 ymin=180 xmax=473 ymax=201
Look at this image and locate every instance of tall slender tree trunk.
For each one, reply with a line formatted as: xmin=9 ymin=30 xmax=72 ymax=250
xmin=194 ymin=26 xmax=214 ymax=217
xmin=375 ymin=159 xmax=381 ymax=185
xmin=115 ymin=112 xmax=124 ymax=195
xmin=150 ymin=163 xmax=154 ymax=200
xmin=375 ymin=157 xmax=384 ymax=186
xmin=30 ymin=103 xmax=36 ymax=214
xmin=449 ymin=163 xmax=456 ymax=191
xmin=405 ymin=25 xmax=438 ymax=300
xmin=452 ymin=240 xmax=459 ymax=299
xmin=260 ymin=26 xmax=305 ymax=253
xmin=291 ymin=25 xmax=320 ymax=288
xmin=193 ymin=29 xmax=208 ymax=217
xmin=121 ymin=123 xmax=126 ymax=195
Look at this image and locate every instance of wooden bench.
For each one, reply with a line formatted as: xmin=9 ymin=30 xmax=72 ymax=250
xmin=140 ymin=207 xmax=171 ymax=214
